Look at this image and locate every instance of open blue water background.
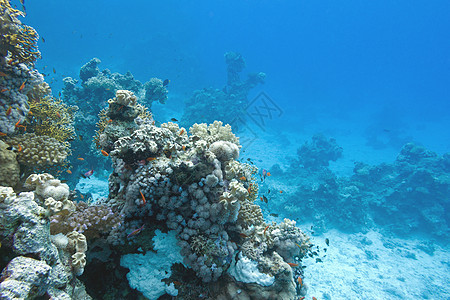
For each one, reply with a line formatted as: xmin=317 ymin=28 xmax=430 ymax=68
xmin=25 ymin=0 xmax=450 ymax=151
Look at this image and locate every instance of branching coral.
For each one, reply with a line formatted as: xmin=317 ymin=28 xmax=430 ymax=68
xmin=26 ymin=96 xmax=77 ymax=142
xmin=0 ymin=0 xmax=40 ymax=66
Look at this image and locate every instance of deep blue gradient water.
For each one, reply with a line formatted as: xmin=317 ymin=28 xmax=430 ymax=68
xmin=26 ymin=0 xmax=450 ymax=141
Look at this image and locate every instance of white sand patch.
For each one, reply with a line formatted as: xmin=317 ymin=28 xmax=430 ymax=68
xmin=302 ymin=229 xmax=450 ymax=299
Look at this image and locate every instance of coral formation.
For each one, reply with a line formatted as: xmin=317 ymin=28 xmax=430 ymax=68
xmin=0 ymin=140 xmax=19 ymax=187
xmin=89 ymin=93 xmax=311 ymax=299
xmin=26 ymin=95 xmax=77 ymax=142
xmin=181 ymin=52 xmax=265 ymax=127
xmin=5 ymin=133 xmax=70 ymax=167
xmin=296 ymin=133 xmax=343 ymax=168
xmin=273 ymin=138 xmax=450 ymax=241
xmin=0 ymin=0 xmax=40 ymax=66
xmin=0 ymin=183 xmax=91 ymax=299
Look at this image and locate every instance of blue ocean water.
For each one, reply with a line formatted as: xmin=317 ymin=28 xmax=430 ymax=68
xmin=13 ymin=0 xmax=450 ymax=299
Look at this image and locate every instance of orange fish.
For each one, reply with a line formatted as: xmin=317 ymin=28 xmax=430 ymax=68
xmin=267 ymin=172 xmax=271 ymax=177
xmin=263 ymin=225 xmax=270 ymax=235
xmin=1 ymin=88 xmax=9 ymax=92
xmin=66 ymin=169 xmax=72 ymax=174
xmin=179 ymin=129 xmax=185 ymax=136
xmin=239 ymin=233 xmax=248 ymax=238
xmin=56 ymin=112 xmax=61 ymax=118
xmin=17 ymin=145 xmax=22 ymax=152
xmin=101 ymin=150 xmax=109 ymax=156
xmin=6 ymin=106 xmax=12 ymax=116
xmin=280 ymin=190 xmax=283 ymax=194
xmin=297 ymin=277 xmax=303 ymax=286
xmin=0 ymin=72 xmax=8 ymax=77
xmin=287 ymin=263 xmax=299 ymax=267
xmin=28 ymin=110 xmax=33 ymax=115
xmin=312 ymin=297 xmax=317 ymax=300
xmin=146 ymin=157 xmax=156 ymax=161
xmin=152 ymin=120 xmax=155 ymax=125
xmin=239 ymin=176 xmax=246 ymax=181
xmin=182 ymin=145 xmax=186 ymax=151
xmin=15 ymin=120 xmax=21 ymax=127
xmin=0 ymin=132 xmax=7 ymax=136
xmin=77 ymin=157 xmax=84 ymax=161
xmin=80 ymin=194 xmax=84 ymax=199
xmin=18 ymin=81 xmax=26 ymax=91
xmin=107 ymin=119 xmax=112 ymax=123
xmin=139 ymin=189 xmax=146 ymax=205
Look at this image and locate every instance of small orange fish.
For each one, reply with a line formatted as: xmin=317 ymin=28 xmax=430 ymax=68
xmin=77 ymin=157 xmax=84 ymax=161
xmin=263 ymin=225 xmax=270 ymax=235
xmin=1 ymin=88 xmax=8 ymax=92
xmin=56 ymin=112 xmax=61 ymax=118
xmin=28 ymin=110 xmax=33 ymax=115
xmin=312 ymin=297 xmax=317 ymax=300
xmin=297 ymin=277 xmax=303 ymax=286
xmin=107 ymin=119 xmax=112 ymax=123
xmin=280 ymin=190 xmax=283 ymax=194
xmin=179 ymin=129 xmax=185 ymax=136
xmin=101 ymin=150 xmax=109 ymax=156
xmin=17 ymin=145 xmax=22 ymax=152
xmin=6 ymin=106 xmax=12 ymax=116
xmin=14 ymin=120 xmax=21 ymax=127
xmin=66 ymin=169 xmax=72 ymax=174
xmin=267 ymin=172 xmax=271 ymax=177
xmin=0 ymin=72 xmax=8 ymax=77
xmin=0 ymin=132 xmax=7 ymax=136
xmin=239 ymin=176 xmax=246 ymax=181
xmin=182 ymin=145 xmax=186 ymax=151
xmin=287 ymin=263 xmax=299 ymax=267
xmin=19 ymin=81 xmax=26 ymax=91
xmin=53 ymin=67 xmax=56 ymax=74
xmin=139 ymin=189 xmax=146 ymax=205
xmin=80 ymin=194 xmax=84 ymax=199
xmin=239 ymin=233 xmax=248 ymax=238
xmin=152 ymin=120 xmax=155 ymax=125
xmin=146 ymin=157 xmax=156 ymax=161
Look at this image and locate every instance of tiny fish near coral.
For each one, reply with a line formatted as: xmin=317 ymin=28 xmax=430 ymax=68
xmin=127 ymin=224 xmax=145 ymax=238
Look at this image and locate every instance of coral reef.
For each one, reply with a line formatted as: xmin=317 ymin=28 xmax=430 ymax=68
xmin=91 ymin=94 xmax=311 ymax=299
xmin=0 ymin=140 xmax=19 ymax=187
xmin=5 ymin=133 xmax=70 ymax=167
xmin=273 ymin=138 xmax=450 ymax=241
xmin=181 ymin=52 xmax=265 ymax=127
xmin=0 ymin=180 xmax=91 ymax=299
xmin=296 ymin=133 xmax=343 ymax=169
xmin=0 ymin=0 xmax=40 ymax=66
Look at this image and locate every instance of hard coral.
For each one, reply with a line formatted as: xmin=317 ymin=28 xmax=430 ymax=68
xmin=0 ymin=0 xmax=40 ymax=66
xmin=26 ymin=96 xmax=77 ymax=142
xmin=6 ymin=133 xmax=70 ymax=167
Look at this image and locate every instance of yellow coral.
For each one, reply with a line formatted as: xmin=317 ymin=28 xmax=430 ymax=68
xmin=26 ymin=96 xmax=77 ymax=142
xmin=0 ymin=0 xmax=40 ymax=65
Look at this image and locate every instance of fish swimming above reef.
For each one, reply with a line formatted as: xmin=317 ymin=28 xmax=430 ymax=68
xmin=170 ymin=118 xmax=178 ymax=122
xmin=163 ymin=79 xmax=170 ymax=86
